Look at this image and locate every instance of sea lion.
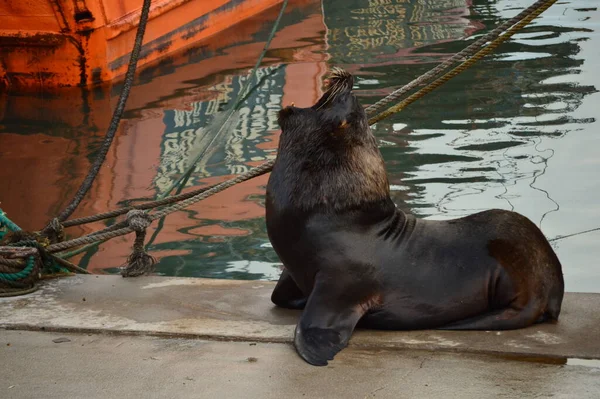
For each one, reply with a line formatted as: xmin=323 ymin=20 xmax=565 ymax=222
xmin=265 ymin=67 xmax=564 ymax=366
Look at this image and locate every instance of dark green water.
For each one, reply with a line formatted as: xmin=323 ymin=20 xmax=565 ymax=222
xmin=1 ymin=0 xmax=598 ymax=292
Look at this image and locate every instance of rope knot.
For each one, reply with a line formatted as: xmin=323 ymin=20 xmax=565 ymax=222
xmin=44 ymin=218 xmax=65 ymax=244
xmin=122 ymin=210 xmax=155 ymax=278
xmin=126 ymin=210 xmax=152 ymax=232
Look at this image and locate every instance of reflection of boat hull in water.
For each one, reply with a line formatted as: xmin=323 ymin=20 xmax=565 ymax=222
xmin=0 ymin=0 xmax=486 ymax=89
xmin=0 ymin=0 xmax=284 ymax=89
xmin=0 ymin=0 xmax=328 ymax=275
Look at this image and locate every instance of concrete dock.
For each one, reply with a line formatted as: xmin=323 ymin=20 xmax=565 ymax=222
xmin=1 ymin=275 xmax=600 ymax=398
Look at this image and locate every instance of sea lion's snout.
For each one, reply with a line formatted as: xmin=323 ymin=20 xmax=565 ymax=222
xmin=277 ymin=67 xmax=366 ymax=136
xmin=313 ymin=67 xmax=354 ymax=111
xmin=310 ymin=67 xmax=365 ymax=133
xmin=324 ymin=67 xmax=354 ymax=95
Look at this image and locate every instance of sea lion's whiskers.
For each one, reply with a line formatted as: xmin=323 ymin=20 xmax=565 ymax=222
xmin=316 ymin=67 xmax=353 ymax=110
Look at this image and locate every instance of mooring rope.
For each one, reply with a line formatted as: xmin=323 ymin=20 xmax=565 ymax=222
xmin=0 ymin=209 xmax=20 ymax=233
xmin=62 ymin=182 xmax=216 ymax=227
xmin=0 ymin=257 xmax=26 ymax=267
xmin=0 ymin=246 xmax=40 ymax=296
xmin=46 ymin=161 xmax=275 ymax=253
xmin=364 ymin=0 xmax=558 ymax=116
xmin=0 ymin=285 xmax=38 ymax=298
xmin=45 ymin=0 xmax=153 ymax=227
xmin=0 ymin=256 xmax=35 ymax=280
xmin=548 ymin=227 xmax=600 ymax=243
xmin=0 ymin=0 xmax=152 ymax=292
xmin=367 ymin=0 xmax=558 ymax=125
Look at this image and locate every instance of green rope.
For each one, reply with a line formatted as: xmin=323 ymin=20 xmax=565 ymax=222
xmin=0 ymin=256 xmax=35 ymax=281
xmin=0 ymin=208 xmax=21 ymax=237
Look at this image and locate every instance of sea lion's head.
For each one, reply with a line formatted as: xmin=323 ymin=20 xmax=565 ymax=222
xmin=272 ymin=67 xmax=390 ymax=211
xmin=277 ymin=67 xmax=372 ymax=150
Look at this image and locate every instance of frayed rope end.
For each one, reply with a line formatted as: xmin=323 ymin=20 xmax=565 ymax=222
xmin=121 ymin=209 xmax=155 ymax=278
xmin=42 ymin=218 xmax=65 ymax=244
xmin=121 ymin=250 xmax=156 ymax=277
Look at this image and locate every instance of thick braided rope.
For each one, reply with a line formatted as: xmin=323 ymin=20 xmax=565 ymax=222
xmin=0 ymin=209 xmax=20 ymax=232
xmin=46 ymin=160 xmax=276 ymax=253
xmin=0 ymin=246 xmax=40 ymax=295
xmin=0 ymin=247 xmax=38 ymax=264
xmin=151 ymin=161 xmax=274 ymax=219
xmin=0 ymin=285 xmax=38 ymax=297
xmin=48 ymin=226 xmax=133 ymax=253
xmin=0 ymin=257 xmax=25 ymax=268
xmin=62 ymin=183 xmax=215 ymax=227
xmin=368 ymin=0 xmax=557 ymax=125
xmin=0 ymin=256 xmax=35 ymax=281
xmin=52 ymin=221 xmax=131 ymax=259
xmin=56 ymin=189 xmax=217 ymax=257
xmin=49 ymin=0 xmax=153 ymax=224
xmin=364 ymin=0 xmax=556 ymax=116
xmin=3 ymin=240 xmax=91 ymax=274
xmin=51 ymin=254 xmax=91 ymax=274
xmin=58 ymin=174 xmax=256 ymax=250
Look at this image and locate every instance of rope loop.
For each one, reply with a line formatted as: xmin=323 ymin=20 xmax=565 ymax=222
xmin=0 ymin=247 xmax=41 ymax=297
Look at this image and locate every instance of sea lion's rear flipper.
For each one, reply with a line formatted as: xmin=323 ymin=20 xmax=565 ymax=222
xmin=293 ymin=278 xmax=373 ymax=366
xmin=271 ymin=268 xmax=308 ymax=309
xmin=438 ymin=303 xmax=542 ymax=330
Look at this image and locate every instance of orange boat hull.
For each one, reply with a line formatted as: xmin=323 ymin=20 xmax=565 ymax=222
xmin=0 ymin=0 xmax=283 ymax=89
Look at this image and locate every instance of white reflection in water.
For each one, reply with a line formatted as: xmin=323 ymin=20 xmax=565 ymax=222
xmin=225 ymin=260 xmax=282 ymax=281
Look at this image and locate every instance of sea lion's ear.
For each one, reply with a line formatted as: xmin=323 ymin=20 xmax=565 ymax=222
xmin=278 ymin=106 xmax=296 ymax=130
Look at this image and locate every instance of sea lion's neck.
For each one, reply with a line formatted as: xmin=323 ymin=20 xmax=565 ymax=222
xmin=375 ymin=208 xmax=415 ymax=243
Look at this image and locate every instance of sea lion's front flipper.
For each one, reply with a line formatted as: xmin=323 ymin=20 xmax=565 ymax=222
xmin=271 ymin=268 xmax=308 ymax=309
xmin=293 ymin=277 xmax=373 ymax=366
